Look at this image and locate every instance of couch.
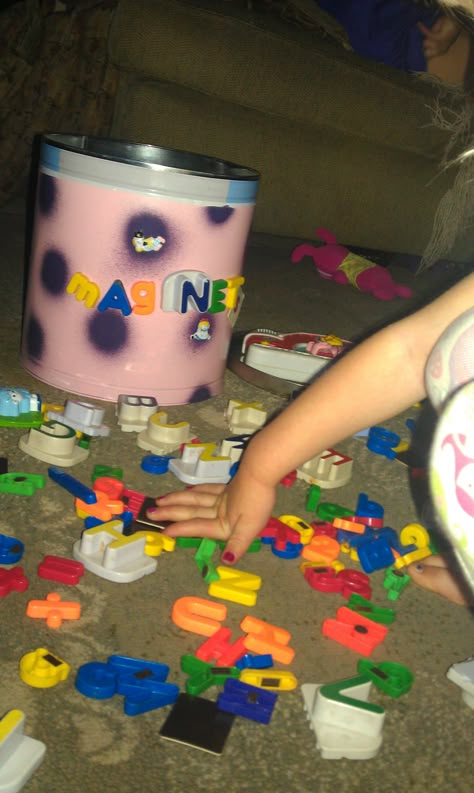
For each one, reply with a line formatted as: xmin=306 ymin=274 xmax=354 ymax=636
xmin=1 ymin=0 xmax=470 ymax=260
xmin=107 ymin=0 xmax=471 ymax=260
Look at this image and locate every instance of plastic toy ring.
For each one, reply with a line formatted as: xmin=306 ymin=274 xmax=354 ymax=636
xmin=140 ymin=455 xmax=171 ymax=474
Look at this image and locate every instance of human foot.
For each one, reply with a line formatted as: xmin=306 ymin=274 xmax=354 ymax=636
xmin=407 ymin=554 xmax=473 ymax=605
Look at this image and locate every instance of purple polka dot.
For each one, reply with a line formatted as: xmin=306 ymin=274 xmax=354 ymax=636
xmin=125 ymin=212 xmax=171 ymax=261
xmin=205 ymin=206 xmax=234 ymax=224
xmin=87 ymin=311 xmax=128 ymax=354
xmin=41 ymin=249 xmax=68 ymax=295
xmin=24 ymin=315 xmax=45 ymax=360
xmin=189 ymin=386 xmax=212 ymax=403
xmin=38 ymin=174 xmax=57 ymax=216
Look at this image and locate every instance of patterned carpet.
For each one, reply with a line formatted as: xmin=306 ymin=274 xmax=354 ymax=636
xmin=1 ymin=197 xmax=473 ymax=793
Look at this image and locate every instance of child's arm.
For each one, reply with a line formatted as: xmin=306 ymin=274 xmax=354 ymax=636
xmin=154 ymin=272 xmax=474 ymax=563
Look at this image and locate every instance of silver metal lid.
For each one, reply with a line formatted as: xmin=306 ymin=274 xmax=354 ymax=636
xmin=43 ymin=134 xmax=259 ymax=181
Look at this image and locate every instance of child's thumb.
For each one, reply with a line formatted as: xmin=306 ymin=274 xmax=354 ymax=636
xmin=220 ymin=528 xmax=256 ymax=565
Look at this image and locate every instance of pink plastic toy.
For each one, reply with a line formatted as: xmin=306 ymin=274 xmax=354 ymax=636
xmin=291 ymin=228 xmax=413 ymax=301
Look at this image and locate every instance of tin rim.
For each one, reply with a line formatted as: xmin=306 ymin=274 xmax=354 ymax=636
xmin=43 ymin=134 xmax=259 ymax=181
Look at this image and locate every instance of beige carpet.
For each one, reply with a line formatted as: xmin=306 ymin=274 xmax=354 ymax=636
xmin=0 ymin=197 xmax=472 ymax=793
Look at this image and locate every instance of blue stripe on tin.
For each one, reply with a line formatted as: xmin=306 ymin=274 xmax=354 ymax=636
xmin=226 ymin=179 xmax=258 ymax=203
xmin=41 ymin=143 xmax=61 ymax=172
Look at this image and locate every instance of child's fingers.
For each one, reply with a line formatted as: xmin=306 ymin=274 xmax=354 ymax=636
xmin=163 ymin=517 xmax=231 ymax=542
xmin=220 ymin=532 xmax=256 ymax=564
xmin=423 ymin=42 xmax=437 ymax=58
xmin=418 ymin=18 xmax=443 ymax=39
xmin=219 ymin=513 xmax=269 ymax=565
xmin=406 ymin=559 xmax=472 ymax=605
xmin=151 ymin=486 xmax=225 ymax=509
xmin=216 ymin=477 xmax=277 ymax=564
xmin=417 ymin=21 xmax=432 ymax=38
xmin=149 ymin=503 xmax=219 ymax=522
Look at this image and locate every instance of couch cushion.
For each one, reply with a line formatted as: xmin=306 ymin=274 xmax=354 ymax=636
xmin=110 ymin=76 xmax=469 ymax=257
xmin=108 ymin=0 xmax=450 ymax=158
xmin=266 ymin=0 xmax=351 ymax=47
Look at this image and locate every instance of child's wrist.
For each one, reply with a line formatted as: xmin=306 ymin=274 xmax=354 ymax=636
xmin=238 ymin=435 xmax=285 ymax=489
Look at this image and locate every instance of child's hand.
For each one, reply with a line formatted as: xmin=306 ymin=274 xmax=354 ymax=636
xmin=418 ymin=15 xmax=461 ymax=59
xmin=147 ymin=468 xmax=276 ymax=564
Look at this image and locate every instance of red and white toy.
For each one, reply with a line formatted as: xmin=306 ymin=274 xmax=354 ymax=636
xmin=241 ymin=329 xmax=351 ymax=384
